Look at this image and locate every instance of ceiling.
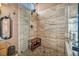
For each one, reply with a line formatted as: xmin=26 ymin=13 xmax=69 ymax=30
xmin=19 ymin=3 xmax=58 ymax=12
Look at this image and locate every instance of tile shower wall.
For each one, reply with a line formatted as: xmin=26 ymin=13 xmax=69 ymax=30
xmin=18 ymin=6 xmax=30 ymax=55
xmin=30 ymin=12 xmax=38 ymax=39
xmin=0 ymin=4 xmax=18 ymax=55
xmin=37 ymin=4 xmax=68 ymax=55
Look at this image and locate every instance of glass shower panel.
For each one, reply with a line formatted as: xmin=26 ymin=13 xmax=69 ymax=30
xmin=68 ymin=3 xmax=78 ymax=56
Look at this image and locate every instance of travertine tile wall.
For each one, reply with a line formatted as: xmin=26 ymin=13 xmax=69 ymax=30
xmin=30 ymin=12 xmax=38 ymax=39
xmin=0 ymin=3 xmax=31 ymax=56
xmin=37 ymin=4 xmax=68 ymax=55
xmin=0 ymin=4 xmax=18 ymax=55
xmin=18 ymin=6 xmax=30 ymax=55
